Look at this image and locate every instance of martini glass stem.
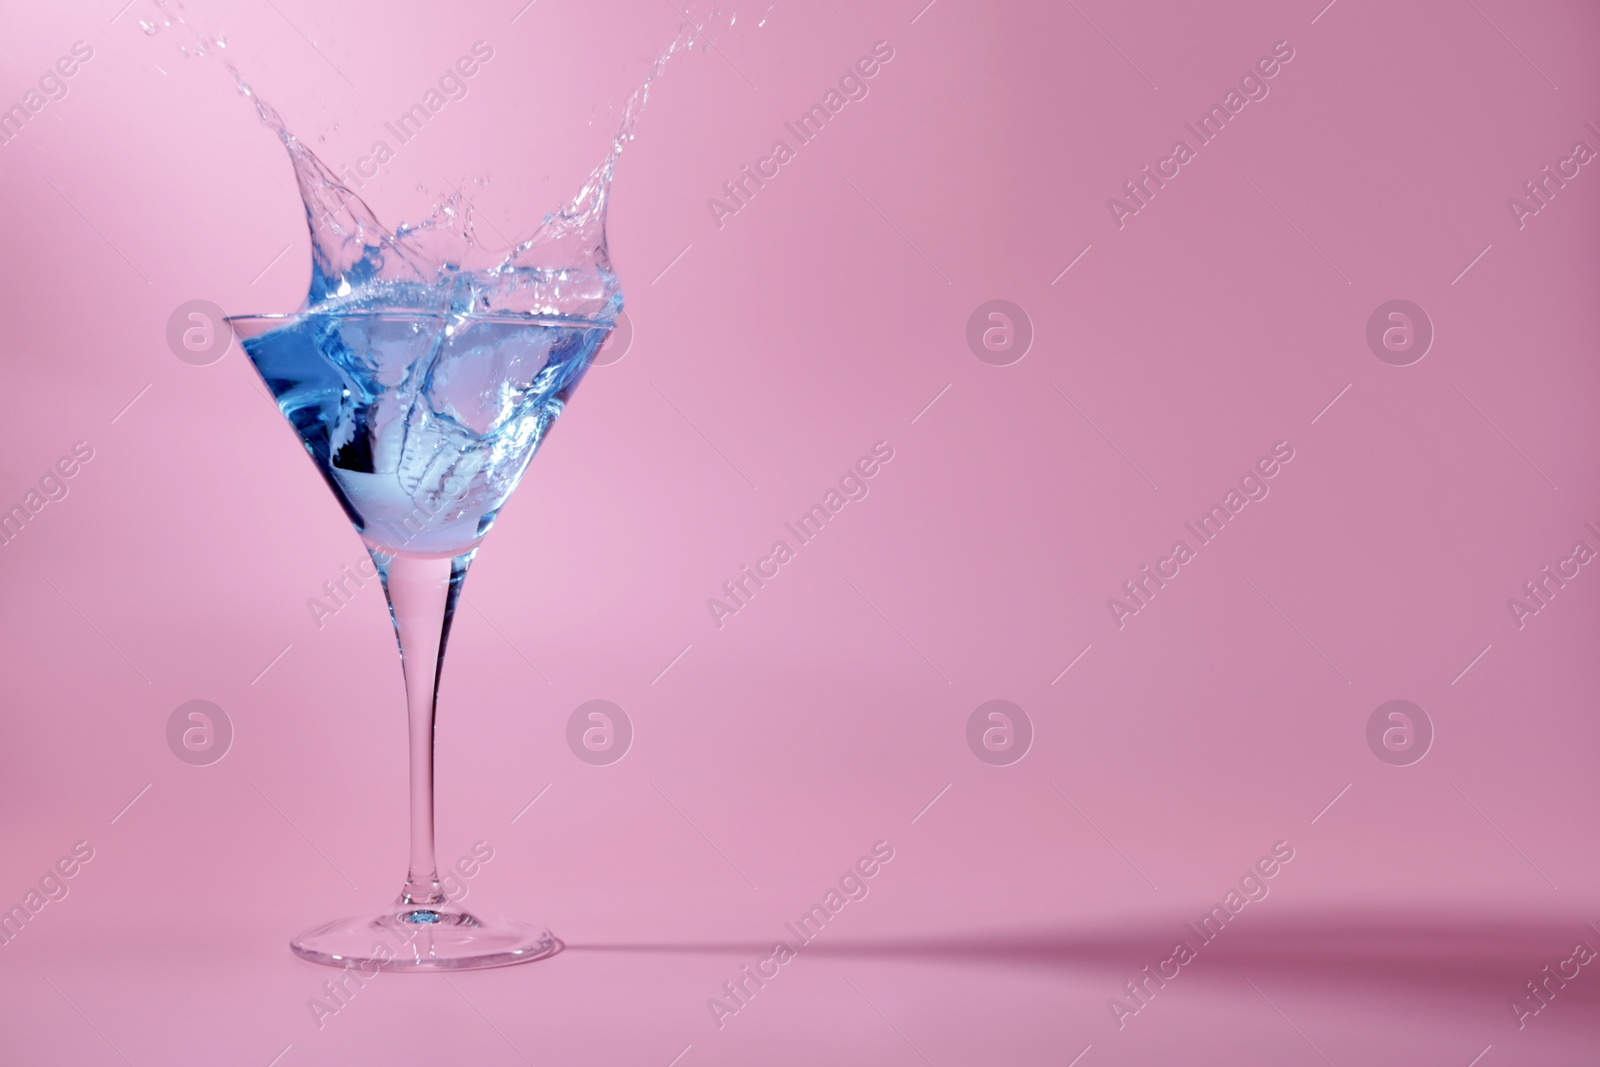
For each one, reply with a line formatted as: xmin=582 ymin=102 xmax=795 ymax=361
xmin=374 ymin=548 xmax=474 ymax=910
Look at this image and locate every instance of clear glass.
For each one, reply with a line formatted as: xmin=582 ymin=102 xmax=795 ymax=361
xmin=228 ymin=310 xmax=610 ymax=970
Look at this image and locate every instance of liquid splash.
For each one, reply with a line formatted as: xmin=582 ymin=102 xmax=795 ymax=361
xmin=230 ymin=39 xmax=685 ymax=323
xmin=140 ymin=0 xmax=703 ymax=320
xmin=141 ymin=0 xmax=707 ymax=554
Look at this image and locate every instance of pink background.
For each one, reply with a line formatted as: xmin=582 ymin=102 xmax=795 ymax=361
xmin=2 ymin=0 xmax=1598 ymax=1062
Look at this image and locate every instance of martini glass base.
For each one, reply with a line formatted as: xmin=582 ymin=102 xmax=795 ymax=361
xmin=290 ymin=906 xmax=562 ymax=972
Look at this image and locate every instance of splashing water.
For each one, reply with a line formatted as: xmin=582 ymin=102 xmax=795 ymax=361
xmin=231 ymin=33 xmax=685 ymax=322
xmin=143 ymin=0 xmax=700 ymax=554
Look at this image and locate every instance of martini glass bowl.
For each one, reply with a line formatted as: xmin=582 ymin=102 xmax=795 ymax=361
xmin=228 ymin=308 xmax=612 ymax=971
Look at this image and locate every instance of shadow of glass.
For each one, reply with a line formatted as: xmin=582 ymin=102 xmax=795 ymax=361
xmin=566 ymin=909 xmax=1600 ymax=1001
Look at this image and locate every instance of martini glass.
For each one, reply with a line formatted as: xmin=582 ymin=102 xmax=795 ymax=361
xmin=228 ymin=308 xmax=611 ymax=970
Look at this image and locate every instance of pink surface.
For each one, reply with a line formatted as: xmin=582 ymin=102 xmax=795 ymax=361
xmin=2 ymin=0 xmax=1599 ymax=1062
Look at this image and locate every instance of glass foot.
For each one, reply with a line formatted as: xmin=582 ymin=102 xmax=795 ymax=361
xmin=291 ymin=905 xmax=561 ymax=971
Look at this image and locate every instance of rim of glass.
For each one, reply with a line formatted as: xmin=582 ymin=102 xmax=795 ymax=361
xmin=225 ymin=310 xmax=614 ymax=330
